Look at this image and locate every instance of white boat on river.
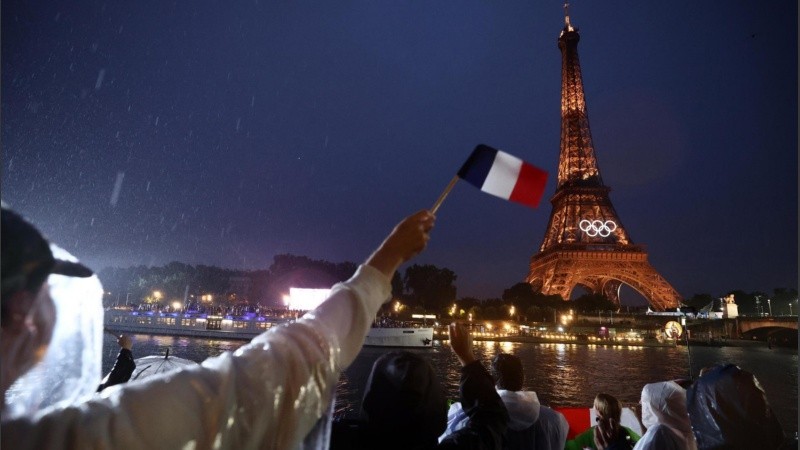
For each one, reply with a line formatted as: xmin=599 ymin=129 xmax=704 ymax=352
xmin=104 ymin=308 xmax=434 ymax=347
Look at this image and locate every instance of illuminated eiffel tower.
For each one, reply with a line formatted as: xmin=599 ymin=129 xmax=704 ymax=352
xmin=525 ymin=6 xmax=681 ymax=310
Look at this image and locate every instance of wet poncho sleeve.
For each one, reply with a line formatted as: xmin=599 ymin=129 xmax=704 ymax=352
xmin=1 ymin=264 xmax=391 ymax=450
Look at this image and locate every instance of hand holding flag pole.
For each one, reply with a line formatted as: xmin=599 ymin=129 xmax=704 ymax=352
xmin=430 ymin=144 xmax=548 ymax=214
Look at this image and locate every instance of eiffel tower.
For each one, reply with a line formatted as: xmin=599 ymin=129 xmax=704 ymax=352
xmin=525 ymin=6 xmax=681 ymax=311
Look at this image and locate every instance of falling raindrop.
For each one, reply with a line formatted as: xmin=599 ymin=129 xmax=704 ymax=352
xmin=91 ymin=218 xmax=95 ymax=226
xmin=236 ymin=118 xmax=241 ymax=132
xmin=110 ymin=172 xmax=125 ymax=206
xmin=146 ymin=181 xmax=151 ymax=191
xmin=155 ymin=116 xmax=160 ymax=126
xmin=95 ymin=68 xmax=106 ymax=90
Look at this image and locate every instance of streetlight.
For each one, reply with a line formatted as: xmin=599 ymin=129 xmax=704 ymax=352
xmin=767 ymin=298 xmax=772 ymax=317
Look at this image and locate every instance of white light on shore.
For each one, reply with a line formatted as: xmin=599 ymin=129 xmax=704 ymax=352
xmin=288 ymin=288 xmax=331 ymax=311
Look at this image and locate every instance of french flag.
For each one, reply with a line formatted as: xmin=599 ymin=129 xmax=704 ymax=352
xmin=457 ymin=144 xmax=548 ymax=208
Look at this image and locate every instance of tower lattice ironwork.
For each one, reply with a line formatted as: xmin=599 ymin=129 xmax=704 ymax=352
xmin=525 ymin=8 xmax=681 ymax=311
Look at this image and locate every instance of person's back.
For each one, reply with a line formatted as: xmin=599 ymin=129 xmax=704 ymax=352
xmin=529 ymin=404 xmax=568 ymax=450
xmin=332 ymin=323 xmax=508 ymax=450
xmin=687 ymin=364 xmax=789 ymax=450
xmin=632 ymin=381 xmax=696 ymax=450
xmin=441 ymin=352 xmax=566 ymax=450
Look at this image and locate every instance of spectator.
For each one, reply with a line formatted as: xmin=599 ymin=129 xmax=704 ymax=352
xmin=566 ymin=393 xmax=639 ymax=450
xmin=632 ymin=381 xmax=697 ymax=450
xmin=97 ymin=334 xmax=136 ymax=392
xmin=331 ymin=323 xmax=508 ymax=450
xmin=687 ymin=364 xmax=789 ymax=450
xmin=2 ymin=207 xmax=435 ymax=449
xmin=440 ymin=352 xmax=568 ymax=450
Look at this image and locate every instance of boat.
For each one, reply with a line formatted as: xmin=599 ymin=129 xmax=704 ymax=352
xmin=104 ymin=307 xmax=434 ymax=347
xmin=104 ymin=307 xmax=292 ymax=340
xmin=364 ymin=326 xmax=434 ymax=348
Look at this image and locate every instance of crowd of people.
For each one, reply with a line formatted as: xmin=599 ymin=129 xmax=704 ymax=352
xmin=1 ymin=206 xmax=795 ymax=450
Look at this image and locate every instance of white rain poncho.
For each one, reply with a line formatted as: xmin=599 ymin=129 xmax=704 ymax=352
xmin=633 ymin=381 xmax=697 ymax=450
xmin=2 ymin=264 xmax=391 ymax=450
xmin=3 ymin=245 xmax=104 ymax=419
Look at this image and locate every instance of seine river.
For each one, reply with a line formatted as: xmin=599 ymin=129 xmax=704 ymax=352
xmin=102 ymin=335 xmax=798 ymax=434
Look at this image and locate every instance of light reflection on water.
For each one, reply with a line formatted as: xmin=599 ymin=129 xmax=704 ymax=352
xmin=103 ymin=335 xmax=797 ymax=433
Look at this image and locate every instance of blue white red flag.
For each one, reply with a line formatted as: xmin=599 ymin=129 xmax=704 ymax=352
xmin=457 ymin=144 xmax=548 ymax=208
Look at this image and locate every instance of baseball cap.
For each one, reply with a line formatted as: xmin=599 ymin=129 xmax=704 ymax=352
xmin=1 ymin=207 xmax=93 ymax=297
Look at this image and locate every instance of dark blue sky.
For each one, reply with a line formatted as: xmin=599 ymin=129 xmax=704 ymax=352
xmin=2 ymin=1 xmax=797 ymax=303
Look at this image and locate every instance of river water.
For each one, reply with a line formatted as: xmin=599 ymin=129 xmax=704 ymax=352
xmin=102 ymin=335 xmax=798 ymax=434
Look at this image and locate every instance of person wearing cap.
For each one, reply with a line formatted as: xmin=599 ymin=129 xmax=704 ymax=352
xmin=330 ymin=322 xmax=509 ymax=450
xmin=2 ymin=207 xmax=436 ymax=450
xmin=1 ymin=208 xmax=96 ymax=401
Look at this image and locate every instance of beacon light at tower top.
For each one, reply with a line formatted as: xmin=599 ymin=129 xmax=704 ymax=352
xmin=287 ymin=287 xmax=331 ymax=311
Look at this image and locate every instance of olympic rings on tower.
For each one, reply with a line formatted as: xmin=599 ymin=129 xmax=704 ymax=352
xmin=579 ymin=219 xmax=617 ymax=237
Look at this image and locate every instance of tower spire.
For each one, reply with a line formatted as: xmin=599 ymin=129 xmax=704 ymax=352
xmin=563 ymin=2 xmax=575 ymax=32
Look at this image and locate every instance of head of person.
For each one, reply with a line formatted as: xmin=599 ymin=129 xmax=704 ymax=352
xmin=687 ymin=364 xmax=785 ymax=450
xmin=1 ymin=207 xmax=97 ymax=414
xmin=491 ymin=353 xmax=524 ymax=391
xmin=361 ymin=351 xmax=447 ymax=449
xmin=594 ymin=393 xmax=622 ymax=423
xmin=639 ymin=381 xmax=695 ymax=446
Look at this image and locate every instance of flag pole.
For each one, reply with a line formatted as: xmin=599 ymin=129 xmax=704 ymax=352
xmin=430 ymin=176 xmax=459 ymax=215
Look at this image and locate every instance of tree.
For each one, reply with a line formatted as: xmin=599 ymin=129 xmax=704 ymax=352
xmin=403 ymin=264 xmax=457 ymax=313
xmin=503 ymin=282 xmax=536 ymax=308
xmin=571 ymin=293 xmax=616 ymax=313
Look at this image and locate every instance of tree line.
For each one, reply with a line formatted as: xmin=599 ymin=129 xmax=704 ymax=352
xmin=99 ymin=258 xmax=797 ymax=320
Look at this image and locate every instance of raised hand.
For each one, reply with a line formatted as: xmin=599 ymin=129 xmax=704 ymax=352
xmin=449 ymin=322 xmax=476 ymax=367
xmin=366 ymin=210 xmax=435 ymax=278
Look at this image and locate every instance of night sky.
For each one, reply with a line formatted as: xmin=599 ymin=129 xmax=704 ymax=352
xmin=2 ymin=1 xmax=797 ymax=304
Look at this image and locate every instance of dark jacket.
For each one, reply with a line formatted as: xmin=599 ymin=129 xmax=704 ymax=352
xmin=687 ymin=364 xmax=791 ymax=450
xmin=97 ymin=348 xmax=135 ymax=392
xmin=331 ymin=358 xmax=508 ymax=450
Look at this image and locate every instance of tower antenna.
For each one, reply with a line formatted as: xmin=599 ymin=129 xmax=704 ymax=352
xmin=564 ymin=1 xmax=573 ymax=31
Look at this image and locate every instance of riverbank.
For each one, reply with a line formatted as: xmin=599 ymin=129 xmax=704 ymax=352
xmin=470 ymin=335 xmax=676 ymax=348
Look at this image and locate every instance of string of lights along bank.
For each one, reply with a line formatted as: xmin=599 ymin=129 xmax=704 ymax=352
xmin=525 ymin=5 xmax=681 ymax=311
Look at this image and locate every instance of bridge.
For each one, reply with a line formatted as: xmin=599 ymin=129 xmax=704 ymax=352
xmin=736 ymin=317 xmax=797 ymax=333
xmin=686 ymin=317 xmax=797 ymax=346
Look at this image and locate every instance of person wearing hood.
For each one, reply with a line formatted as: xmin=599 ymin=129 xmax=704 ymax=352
xmin=632 ymin=381 xmax=697 ymax=450
xmin=2 ymin=207 xmax=435 ymax=450
xmin=565 ymin=393 xmax=639 ymax=450
xmin=331 ymin=322 xmax=509 ymax=450
xmin=687 ymin=364 xmax=790 ymax=450
xmin=440 ymin=352 xmax=568 ymax=450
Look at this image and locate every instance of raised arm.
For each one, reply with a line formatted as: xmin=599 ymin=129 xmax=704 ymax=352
xmin=2 ymin=210 xmax=436 ymax=450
